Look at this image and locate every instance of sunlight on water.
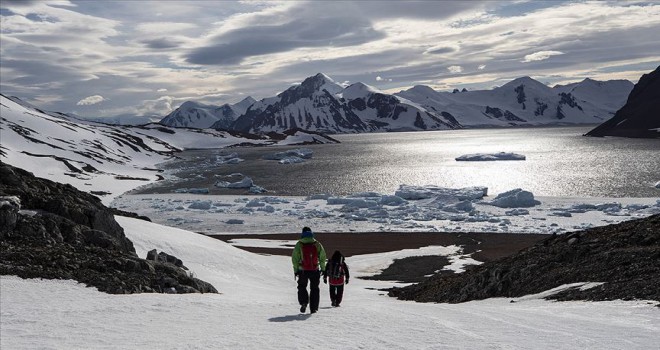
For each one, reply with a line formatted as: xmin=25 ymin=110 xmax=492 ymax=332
xmin=152 ymin=127 xmax=660 ymax=198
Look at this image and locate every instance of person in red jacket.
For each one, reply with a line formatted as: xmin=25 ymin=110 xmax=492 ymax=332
xmin=324 ymin=250 xmax=350 ymax=307
xmin=292 ymin=227 xmax=327 ymax=314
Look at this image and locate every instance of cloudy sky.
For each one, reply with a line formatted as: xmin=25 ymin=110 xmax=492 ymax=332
xmin=1 ymin=0 xmax=659 ymax=120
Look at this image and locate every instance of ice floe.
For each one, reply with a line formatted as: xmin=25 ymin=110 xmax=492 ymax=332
xmin=455 ymin=152 xmax=526 ymax=161
xmin=111 ymin=185 xmax=660 ymax=235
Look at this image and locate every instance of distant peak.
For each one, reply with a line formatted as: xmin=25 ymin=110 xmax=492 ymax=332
xmin=313 ymin=72 xmax=334 ymax=82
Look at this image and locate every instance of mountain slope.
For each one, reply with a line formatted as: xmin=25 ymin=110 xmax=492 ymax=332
xmin=160 ymin=96 xmax=256 ymax=129
xmin=396 ymin=77 xmax=633 ymax=127
xmin=231 ymin=73 xmax=457 ymax=134
xmin=585 ymin=66 xmax=660 ymax=138
xmin=0 ymin=94 xmax=331 ymax=203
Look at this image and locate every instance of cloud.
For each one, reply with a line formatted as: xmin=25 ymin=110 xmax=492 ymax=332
xmin=77 ymin=95 xmax=105 ymax=106
xmin=447 ymin=65 xmax=463 ymax=73
xmin=186 ymin=13 xmax=385 ymax=65
xmin=141 ymin=38 xmax=183 ymax=49
xmin=521 ymin=50 xmax=564 ymax=63
xmin=157 ymin=88 xmax=168 ymax=92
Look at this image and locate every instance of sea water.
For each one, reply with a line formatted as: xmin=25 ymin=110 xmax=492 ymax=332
xmin=143 ymin=126 xmax=660 ymax=198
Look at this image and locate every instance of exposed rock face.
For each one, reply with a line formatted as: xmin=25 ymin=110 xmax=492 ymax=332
xmin=586 ymin=66 xmax=660 ymax=138
xmin=0 ymin=163 xmax=217 ymax=294
xmin=389 ymin=214 xmax=660 ymax=303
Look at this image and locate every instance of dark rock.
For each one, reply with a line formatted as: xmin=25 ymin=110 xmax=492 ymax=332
xmin=586 ymin=66 xmax=660 ymax=138
xmin=389 ymin=214 xmax=660 ymax=304
xmin=0 ymin=163 xmax=218 ymax=295
xmin=146 ymin=249 xmax=158 ymax=261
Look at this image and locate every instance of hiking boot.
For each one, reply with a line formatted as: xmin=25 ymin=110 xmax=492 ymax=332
xmin=331 ymin=301 xmax=337 ymax=307
xmin=300 ymin=304 xmax=307 ymax=313
xmin=310 ymin=308 xmax=317 ymax=314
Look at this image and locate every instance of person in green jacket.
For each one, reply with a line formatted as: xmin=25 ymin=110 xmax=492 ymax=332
xmin=292 ymin=226 xmax=327 ymax=314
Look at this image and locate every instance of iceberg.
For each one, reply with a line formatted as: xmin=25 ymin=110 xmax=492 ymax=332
xmin=263 ymin=148 xmax=313 ymax=161
xmin=488 ymin=188 xmax=540 ymax=208
xmin=455 ymin=152 xmax=526 ymax=161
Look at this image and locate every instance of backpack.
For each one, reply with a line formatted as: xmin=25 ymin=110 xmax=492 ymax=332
xmin=328 ymin=260 xmax=345 ymax=285
xmin=300 ymin=242 xmax=319 ymax=271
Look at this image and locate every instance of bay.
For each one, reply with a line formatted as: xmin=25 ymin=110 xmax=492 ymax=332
xmin=141 ymin=126 xmax=660 ymax=198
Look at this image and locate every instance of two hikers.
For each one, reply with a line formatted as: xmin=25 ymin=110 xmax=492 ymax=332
xmin=292 ymin=227 xmax=327 ymax=314
xmin=324 ymin=250 xmax=350 ymax=307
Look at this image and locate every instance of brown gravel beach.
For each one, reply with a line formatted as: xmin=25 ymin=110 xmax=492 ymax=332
xmin=210 ymin=232 xmax=546 ymax=282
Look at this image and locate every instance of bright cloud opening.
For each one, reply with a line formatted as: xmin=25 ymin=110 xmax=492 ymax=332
xmin=76 ymin=95 xmax=105 ymax=106
xmin=447 ymin=65 xmax=463 ymax=73
xmin=522 ymin=51 xmax=564 ymax=63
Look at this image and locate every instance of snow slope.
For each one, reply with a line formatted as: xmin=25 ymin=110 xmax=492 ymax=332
xmin=0 ymin=95 xmax=330 ymax=204
xmin=160 ymin=96 xmax=257 ymax=129
xmin=2 ymin=216 xmax=658 ymax=349
xmin=396 ymin=77 xmax=633 ymax=127
xmin=231 ymin=73 xmax=457 ymax=134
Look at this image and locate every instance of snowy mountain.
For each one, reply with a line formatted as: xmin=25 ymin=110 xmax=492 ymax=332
xmin=396 ymin=77 xmax=633 ymax=128
xmin=0 ymin=94 xmax=333 ymax=203
xmin=231 ymin=73 xmax=458 ymax=134
xmin=586 ymin=65 xmax=660 ymax=138
xmin=160 ymin=96 xmax=256 ymax=129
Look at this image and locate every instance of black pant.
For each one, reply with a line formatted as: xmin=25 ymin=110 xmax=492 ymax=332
xmin=329 ymin=284 xmax=345 ymax=305
xmin=297 ymin=270 xmax=321 ymax=311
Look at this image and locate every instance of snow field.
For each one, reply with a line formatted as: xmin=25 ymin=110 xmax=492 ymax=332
xmin=2 ymin=216 xmax=659 ymax=349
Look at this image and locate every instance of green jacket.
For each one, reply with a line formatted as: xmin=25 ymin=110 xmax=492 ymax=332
xmin=291 ymin=237 xmax=327 ymax=272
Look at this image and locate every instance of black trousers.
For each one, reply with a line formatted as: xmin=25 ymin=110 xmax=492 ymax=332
xmin=329 ymin=284 xmax=345 ymax=305
xmin=297 ymin=270 xmax=321 ymax=311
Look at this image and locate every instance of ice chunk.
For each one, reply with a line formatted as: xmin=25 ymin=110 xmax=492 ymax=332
xmin=226 ymin=219 xmax=244 ymax=224
xmin=395 ymin=185 xmax=487 ymax=201
xmin=505 ymin=208 xmax=530 ymax=216
xmin=188 ymin=200 xmax=212 ymax=210
xmin=327 ymin=197 xmax=379 ymax=208
xmin=215 ymin=176 xmax=254 ymax=189
xmin=488 ymin=188 xmax=540 ymax=208
xmin=188 ymin=188 xmax=209 ymax=194
xmin=306 ymin=194 xmax=331 ymax=200
xmin=655 ymin=181 xmax=660 ymax=189
xmin=379 ymin=195 xmax=407 ymax=206
xmin=278 ymin=156 xmax=305 ymax=164
xmin=249 ymin=185 xmax=267 ymax=194
xmin=455 ymin=152 xmax=526 ymax=161
xmin=263 ymin=148 xmax=313 ymax=160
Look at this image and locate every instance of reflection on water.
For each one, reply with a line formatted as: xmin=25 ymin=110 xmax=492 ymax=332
xmin=149 ymin=126 xmax=660 ymax=198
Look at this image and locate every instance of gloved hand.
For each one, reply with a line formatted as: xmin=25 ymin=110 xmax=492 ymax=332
xmin=323 ymin=276 xmax=327 ymax=284
xmin=345 ymin=278 xmax=349 ymax=285
xmin=294 ymin=271 xmax=300 ymax=280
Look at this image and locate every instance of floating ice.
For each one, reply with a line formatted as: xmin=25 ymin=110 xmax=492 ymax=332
xmin=249 ymin=185 xmax=267 ymax=194
xmin=327 ymin=197 xmax=379 ymax=208
xmin=395 ymin=185 xmax=487 ymax=201
xmin=278 ymin=157 xmax=305 ymax=164
xmin=306 ymin=194 xmax=331 ymax=200
xmin=188 ymin=200 xmax=212 ymax=210
xmin=263 ymin=148 xmax=313 ymax=161
xmin=455 ymin=152 xmax=526 ymax=161
xmin=488 ymin=188 xmax=540 ymax=208
xmin=505 ymin=208 xmax=529 ymax=216
xmin=215 ymin=176 xmax=254 ymax=189
xmin=216 ymin=152 xmax=244 ymax=164
xmin=655 ymin=181 xmax=660 ymax=189
xmin=225 ymin=219 xmax=244 ymax=224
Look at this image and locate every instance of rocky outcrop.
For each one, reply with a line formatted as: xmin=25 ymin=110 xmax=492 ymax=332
xmin=0 ymin=163 xmax=217 ymax=294
xmin=586 ymin=66 xmax=660 ymax=138
xmin=389 ymin=214 xmax=660 ymax=303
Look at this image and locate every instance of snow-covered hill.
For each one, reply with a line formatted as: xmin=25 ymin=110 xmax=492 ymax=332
xmin=0 ymin=94 xmax=331 ymax=203
xmin=160 ymin=96 xmax=256 ymax=129
xmin=2 ymin=215 xmax=658 ymax=349
xmin=232 ymin=73 xmax=457 ymax=134
xmin=397 ymin=77 xmax=633 ymax=128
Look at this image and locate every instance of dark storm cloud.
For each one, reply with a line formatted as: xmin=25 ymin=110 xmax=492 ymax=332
xmin=141 ymin=38 xmax=182 ymax=50
xmin=186 ymin=16 xmax=385 ymax=65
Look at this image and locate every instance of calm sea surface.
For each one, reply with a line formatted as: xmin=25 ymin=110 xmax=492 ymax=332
xmin=147 ymin=126 xmax=660 ymax=198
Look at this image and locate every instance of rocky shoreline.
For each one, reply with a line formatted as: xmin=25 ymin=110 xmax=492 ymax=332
xmin=0 ymin=163 xmax=217 ymax=294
